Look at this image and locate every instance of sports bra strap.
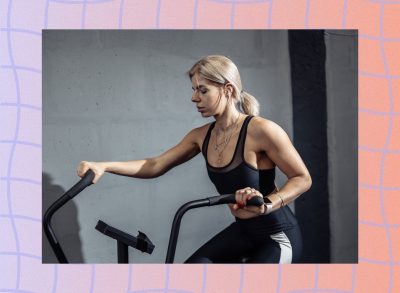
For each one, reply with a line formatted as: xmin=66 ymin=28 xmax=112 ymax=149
xmin=202 ymin=115 xmax=254 ymax=172
xmin=201 ymin=121 xmax=216 ymax=157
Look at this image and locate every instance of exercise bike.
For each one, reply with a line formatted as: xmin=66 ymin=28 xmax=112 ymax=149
xmin=43 ymin=169 xmax=263 ymax=263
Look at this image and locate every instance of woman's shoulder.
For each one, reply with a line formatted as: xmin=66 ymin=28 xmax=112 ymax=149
xmin=249 ymin=116 xmax=281 ymax=131
xmin=194 ymin=122 xmax=214 ymax=137
xmin=248 ymin=116 xmax=288 ymax=140
xmin=185 ymin=121 xmax=214 ymax=143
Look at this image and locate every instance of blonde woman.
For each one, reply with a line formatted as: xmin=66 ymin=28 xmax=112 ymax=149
xmin=77 ymin=55 xmax=312 ymax=263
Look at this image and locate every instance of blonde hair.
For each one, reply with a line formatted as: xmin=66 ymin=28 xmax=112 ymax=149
xmin=188 ymin=55 xmax=260 ymax=116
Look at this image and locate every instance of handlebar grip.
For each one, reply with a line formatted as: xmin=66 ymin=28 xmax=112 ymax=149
xmin=247 ymin=196 xmax=264 ymax=207
xmin=208 ymin=194 xmax=264 ymax=207
xmin=65 ymin=169 xmax=95 ymax=199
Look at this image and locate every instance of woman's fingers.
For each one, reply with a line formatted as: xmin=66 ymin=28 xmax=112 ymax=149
xmin=235 ymin=189 xmax=245 ymax=205
xmin=77 ymin=161 xmax=104 ymax=184
xmin=77 ymin=161 xmax=89 ymax=177
xmin=92 ymin=172 xmax=100 ymax=184
xmin=235 ymin=187 xmax=263 ymax=208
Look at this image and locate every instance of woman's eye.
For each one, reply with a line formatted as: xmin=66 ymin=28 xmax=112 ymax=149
xmin=192 ymin=88 xmax=207 ymax=94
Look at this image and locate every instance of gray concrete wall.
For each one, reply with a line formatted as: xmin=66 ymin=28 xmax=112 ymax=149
xmin=42 ymin=30 xmax=293 ymax=263
xmin=325 ymin=30 xmax=358 ymax=262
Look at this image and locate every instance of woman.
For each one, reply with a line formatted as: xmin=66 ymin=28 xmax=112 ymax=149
xmin=77 ymin=55 xmax=312 ymax=263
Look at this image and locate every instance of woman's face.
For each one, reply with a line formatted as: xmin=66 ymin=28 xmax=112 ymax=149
xmin=191 ymin=72 xmax=227 ymax=117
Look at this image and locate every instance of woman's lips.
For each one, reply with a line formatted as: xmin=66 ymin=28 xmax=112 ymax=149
xmin=197 ymin=107 xmax=205 ymax=112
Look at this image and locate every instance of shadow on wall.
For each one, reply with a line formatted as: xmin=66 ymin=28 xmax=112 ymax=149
xmin=42 ymin=172 xmax=84 ymax=263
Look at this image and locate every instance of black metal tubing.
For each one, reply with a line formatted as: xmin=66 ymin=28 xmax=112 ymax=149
xmin=43 ymin=170 xmax=95 ymax=263
xmin=165 ymin=198 xmax=210 ymax=263
xmin=43 ymin=194 xmax=71 ymax=263
xmin=117 ymin=241 xmax=129 ymax=263
xmin=207 ymin=194 xmax=262 ymax=206
xmin=165 ymin=194 xmax=263 ymax=263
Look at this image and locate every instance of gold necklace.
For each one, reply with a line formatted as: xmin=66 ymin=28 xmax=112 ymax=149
xmin=214 ymin=113 xmax=241 ymax=164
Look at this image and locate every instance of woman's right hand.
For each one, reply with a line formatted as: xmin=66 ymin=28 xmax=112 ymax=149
xmin=77 ymin=161 xmax=106 ymax=184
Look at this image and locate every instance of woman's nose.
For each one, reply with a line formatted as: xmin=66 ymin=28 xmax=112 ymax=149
xmin=191 ymin=92 xmax=200 ymax=102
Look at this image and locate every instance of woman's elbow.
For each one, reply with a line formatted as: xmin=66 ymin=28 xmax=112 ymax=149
xmin=137 ymin=158 xmax=163 ymax=179
xmin=149 ymin=157 xmax=170 ymax=178
xmin=303 ymin=173 xmax=312 ymax=192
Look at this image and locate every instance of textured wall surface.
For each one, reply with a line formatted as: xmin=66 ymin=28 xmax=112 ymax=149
xmin=325 ymin=30 xmax=358 ymax=263
xmin=290 ymin=30 xmax=330 ymax=262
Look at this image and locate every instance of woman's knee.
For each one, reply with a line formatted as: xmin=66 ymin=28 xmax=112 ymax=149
xmin=184 ymin=255 xmax=213 ymax=263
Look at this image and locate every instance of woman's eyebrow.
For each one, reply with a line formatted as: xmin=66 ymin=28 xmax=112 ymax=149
xmin=192 ymin=84 xmax=207 ymax=90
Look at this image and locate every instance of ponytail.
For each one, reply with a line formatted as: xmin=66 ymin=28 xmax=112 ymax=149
xmin=239 ymin=91 xmax=260 ymax=116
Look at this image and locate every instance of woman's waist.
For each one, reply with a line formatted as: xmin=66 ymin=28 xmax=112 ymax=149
xmin=235 ymin=206 xmax=298 ymax=229
xmin=213 ymin=181 xmax=276 ymax=197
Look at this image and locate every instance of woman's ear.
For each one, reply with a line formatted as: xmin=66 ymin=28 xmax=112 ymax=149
xmin=224 ymin=83 xmax=234 ymax=98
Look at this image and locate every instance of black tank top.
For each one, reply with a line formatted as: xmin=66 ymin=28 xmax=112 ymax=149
xmin=202 ymin=115 xmax=298 ymax=234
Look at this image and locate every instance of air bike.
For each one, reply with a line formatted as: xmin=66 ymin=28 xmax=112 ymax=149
xmin=43 ymin=169 xmax=263 ymax=263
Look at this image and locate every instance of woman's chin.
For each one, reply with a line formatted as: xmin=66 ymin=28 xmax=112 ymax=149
xmin=200 ymin=112 xmax=212 ymax=118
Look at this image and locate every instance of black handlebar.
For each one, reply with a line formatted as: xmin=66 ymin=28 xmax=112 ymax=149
xmin=165 ymin=193 xmax=264 ymax=263
xmin=65 ymin=169 xmax=95 ymax=199
xmin=43 ymin=169 xmax=95 ymax=263
xmin=208 ymin=193 xmax=264 ymax=206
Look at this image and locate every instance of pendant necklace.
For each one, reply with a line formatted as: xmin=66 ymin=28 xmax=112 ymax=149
xmin=214 ymin=113 xmax=241 ymax=165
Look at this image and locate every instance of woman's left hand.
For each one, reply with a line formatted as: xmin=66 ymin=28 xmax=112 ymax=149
xmin=232 ymin=187 xmax=265 ymax=215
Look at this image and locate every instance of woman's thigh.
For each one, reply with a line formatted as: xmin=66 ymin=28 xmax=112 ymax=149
xmin=185 ymin=222 xmax=254 ymax=263
xmin=248 ymin=225 xmax=303 ymax=263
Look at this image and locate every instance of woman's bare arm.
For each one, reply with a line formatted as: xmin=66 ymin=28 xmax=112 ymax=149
xmin=232 ymin=117 xmax=312 ymax=217
xmin=77 ymin=127 xmax=202 ymax=183
xmin=255 ymin=118 xmax=312 ymax=212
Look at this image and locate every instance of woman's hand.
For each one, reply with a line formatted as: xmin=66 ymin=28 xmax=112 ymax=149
xmin=77 ymin=161 xmax=106 ymax=184
xmin=231 ymin=187 xmax=265 ymax=217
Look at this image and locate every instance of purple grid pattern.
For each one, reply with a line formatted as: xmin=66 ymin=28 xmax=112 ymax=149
xmin=0 ymin=0 xmax=398 ymax=292
xmin=4 ymin=1 xmax=21 ymax=293
xmin=374 ymin=3 xmax=395 ymax=292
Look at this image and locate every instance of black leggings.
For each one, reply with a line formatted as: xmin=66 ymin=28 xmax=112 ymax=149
xmin=185 ymin=222 xmax=302 ymax=263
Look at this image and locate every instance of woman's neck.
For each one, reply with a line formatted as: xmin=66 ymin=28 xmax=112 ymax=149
xmin=214 ymin=106 xmax=243 ymax=131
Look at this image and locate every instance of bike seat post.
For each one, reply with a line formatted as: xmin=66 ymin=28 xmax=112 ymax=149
xmin=117 ymin=241 xmax=129 ymax=263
